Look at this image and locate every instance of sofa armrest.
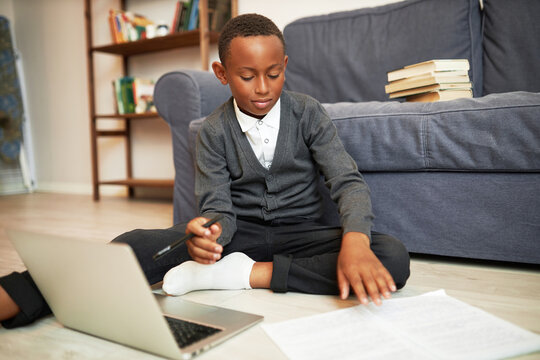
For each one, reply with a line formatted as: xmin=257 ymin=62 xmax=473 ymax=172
xmin=154 ymin=70 xmax=231 ymax=224
xmin=155 ymin=70 xmax=231 ymax=127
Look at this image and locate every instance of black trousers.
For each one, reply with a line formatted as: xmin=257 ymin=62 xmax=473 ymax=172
xmin=0 ymin=219 xmax=410 ymax=328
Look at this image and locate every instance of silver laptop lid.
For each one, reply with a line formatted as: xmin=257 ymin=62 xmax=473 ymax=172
xmin=10 ymin=229 xmax=195 ymax=359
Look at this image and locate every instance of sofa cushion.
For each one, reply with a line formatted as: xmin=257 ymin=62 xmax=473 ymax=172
xmin=324 ymin=92 xmax=540 ymax=172
xmin=482 ymin=0 xmax=540 ymax=94
xmin=283 ymin=0 xmax=483 ymax=103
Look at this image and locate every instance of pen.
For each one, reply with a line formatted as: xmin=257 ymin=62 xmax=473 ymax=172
xmin=152 ymin=214 xmax=224 ymax=261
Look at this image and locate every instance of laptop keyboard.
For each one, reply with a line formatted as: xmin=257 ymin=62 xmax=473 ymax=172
xmin=165 ymin=316 xmax=222 ymax=348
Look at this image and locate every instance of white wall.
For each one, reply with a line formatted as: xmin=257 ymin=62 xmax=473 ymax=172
xmin=0 ymin=1 xmax=14 ymax=22
xmin=4 ymin=0 xmax=401 ymax=196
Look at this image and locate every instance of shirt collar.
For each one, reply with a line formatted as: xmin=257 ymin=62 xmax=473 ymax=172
xmin=234 ymin=98 xmax=281 ymax=133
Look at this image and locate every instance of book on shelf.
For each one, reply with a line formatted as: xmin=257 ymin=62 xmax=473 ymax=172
xmin=121 ymin=77 xmax=135 ymax=114
xmin=108 ymin=9 xmax=154 ymax=43
xmin=171 ymin=0 xmax=197 ymax=33
xmin=187 ymin=0 xmax=200 ymax=31
xmin=113 ymin=79 xmax=123 ymax=114
xmin=387 ymin=59 xmax=470 ymax=82
xmin=108 ymin=10 xmax=121 ymax=44
xmin=210 ymin=0 xmax=231 ymax=31
xmin=406 ymin=89 xmax=473 ymax=102
xmin=113 ymin=77 xmax=156 ymax=115
xmin=170 ymin=0 xmax=231 ymax=33
xmin=172 ymin=0 xmax=198 ymax=32
xmin=133 ymin=78 xmax=156 ymax=114
xmin=113 ymin=77 xmax=135 ymax=114
xmin=171 ymin=1 xmax=188 ymax=33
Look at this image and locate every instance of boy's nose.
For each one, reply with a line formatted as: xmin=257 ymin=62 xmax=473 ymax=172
xmin=255 ymin=76 xmax=269 ymax=94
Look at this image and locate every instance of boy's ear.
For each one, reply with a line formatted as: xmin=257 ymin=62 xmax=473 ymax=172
xmin=212 ymin=61 xmax=229 ymax=85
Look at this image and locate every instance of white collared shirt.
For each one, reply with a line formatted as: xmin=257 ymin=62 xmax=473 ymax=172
xmin=234 ymin=98 xmax=280 ymax=169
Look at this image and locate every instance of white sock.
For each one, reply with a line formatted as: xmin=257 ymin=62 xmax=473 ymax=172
xmin=162 ymin=252 xmax=255 ymax=296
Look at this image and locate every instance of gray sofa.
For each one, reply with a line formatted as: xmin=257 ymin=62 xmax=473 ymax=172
xmin=154 ymin=0 xmax=540 ymax=264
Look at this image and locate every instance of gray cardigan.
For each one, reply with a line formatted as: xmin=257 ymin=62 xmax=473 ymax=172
xmin=195 ymin=90 xmax=374 ymax=245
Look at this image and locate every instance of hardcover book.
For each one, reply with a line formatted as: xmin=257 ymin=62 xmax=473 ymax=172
xmin=387 ymin=59 xmax=470 ymax=82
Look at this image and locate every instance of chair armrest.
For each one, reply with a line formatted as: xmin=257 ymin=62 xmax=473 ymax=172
xmin=155 ymin=70 xmax=231 ymax=127
xmin=154 ymin=70 xmax=231 ymax=224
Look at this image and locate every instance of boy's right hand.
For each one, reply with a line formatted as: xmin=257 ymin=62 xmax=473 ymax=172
xmin=185 ymin=217 xmax=223 ymax=264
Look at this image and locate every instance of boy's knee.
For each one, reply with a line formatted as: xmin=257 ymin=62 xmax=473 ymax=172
xmin=372 ymin=233 xmax=411 ymax=289
xmin=390 ymin=239 xmax=410 ymax=289
xmin=109 ymin=227 xmax=190 ymax=285
xmin=109 ymin=226 xmax=190 ymax=264
xmin=111 ymin=229 xmax=145 ymax=246
xmin=110 ymin=229 xmax=152 ymax=268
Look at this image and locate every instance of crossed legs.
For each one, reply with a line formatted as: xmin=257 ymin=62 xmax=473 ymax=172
xmin=159 ymin=219 xmax=410 ymax=296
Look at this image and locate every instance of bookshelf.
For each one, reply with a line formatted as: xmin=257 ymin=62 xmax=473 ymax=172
xmin=84 ymin=0 xmax=237 ymax=200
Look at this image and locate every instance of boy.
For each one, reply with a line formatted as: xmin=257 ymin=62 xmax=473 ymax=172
xmin=160 ymin=13 xmax=410 ymax=303
xmin=0 ymin=14 xmax=409 ymax=329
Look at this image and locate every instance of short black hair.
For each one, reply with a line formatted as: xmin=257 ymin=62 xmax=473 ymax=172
xmin=218 ymin=13 xmax=286 ymax=66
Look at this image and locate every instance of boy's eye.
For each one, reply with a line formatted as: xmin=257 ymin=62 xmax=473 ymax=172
xmin=240 ymin=76 xmax=254 ymax=81
xmin=268 ymin=74 xmax=280 ymax=79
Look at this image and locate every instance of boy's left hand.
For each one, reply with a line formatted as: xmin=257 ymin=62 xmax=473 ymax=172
xmin=337 ymin=232 xmax=397 ymax=306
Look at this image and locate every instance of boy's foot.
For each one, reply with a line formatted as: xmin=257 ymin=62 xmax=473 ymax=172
xmin=162 ymin=252 xmax=255 ymax=296
xmin=0 ymin=284 xmax=20 ymax=321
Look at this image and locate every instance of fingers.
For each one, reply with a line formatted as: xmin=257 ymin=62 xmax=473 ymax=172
xmin=339 ymin=262 xmax=397 ymax=306
xmin=345 ymin=269 xmax=370 ymax=305
xmin=187 ymin=217 xmax=221 ymax=239
xmin=380 ymin=269 xmax=397 ymax=295
xmin=186 ymin=236 xmax=222 ymax=264
xmin=338 ymin=233 xmax=398 ymax=306
xmin=186 ymin=217 xmax=223 ymax=264
xmin=361 ymin=271 xmax=385 ymax=306
xmin=337 ymin=268 xmax=350 ymax=301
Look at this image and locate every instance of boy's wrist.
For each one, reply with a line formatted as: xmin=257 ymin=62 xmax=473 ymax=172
xmin=342 ymin=232 xmax=370 ymax=248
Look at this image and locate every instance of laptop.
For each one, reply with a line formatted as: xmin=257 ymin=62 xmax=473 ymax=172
xmin=9 ymin=229 xmax=263 ymax=360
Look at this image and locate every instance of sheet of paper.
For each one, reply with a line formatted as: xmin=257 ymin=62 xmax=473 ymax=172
xmin=262 ymin=303 xmax=432 ymax=360
xmin=261 ymin=290 xmax=540 ymax=360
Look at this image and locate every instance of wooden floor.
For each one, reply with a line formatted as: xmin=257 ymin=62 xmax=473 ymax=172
xmin=0 ymin=193 xmax=539 ymax=359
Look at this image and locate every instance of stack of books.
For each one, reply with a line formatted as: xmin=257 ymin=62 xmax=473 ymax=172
xmin=113 ymin=77 xmax=156 ymax=115
xmin=170 ymin=0 xmax=200 ymax=33
xmin=385 ymin=59 xmax=473 ymax=102
xmin=171 ymin=0 xmax=231 ymax=34
xmin=108 ymin=9 xmax=154 ymax=43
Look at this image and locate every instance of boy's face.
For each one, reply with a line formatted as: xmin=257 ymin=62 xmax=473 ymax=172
xmin=212 ymin=35 xmax=288 ymax=119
